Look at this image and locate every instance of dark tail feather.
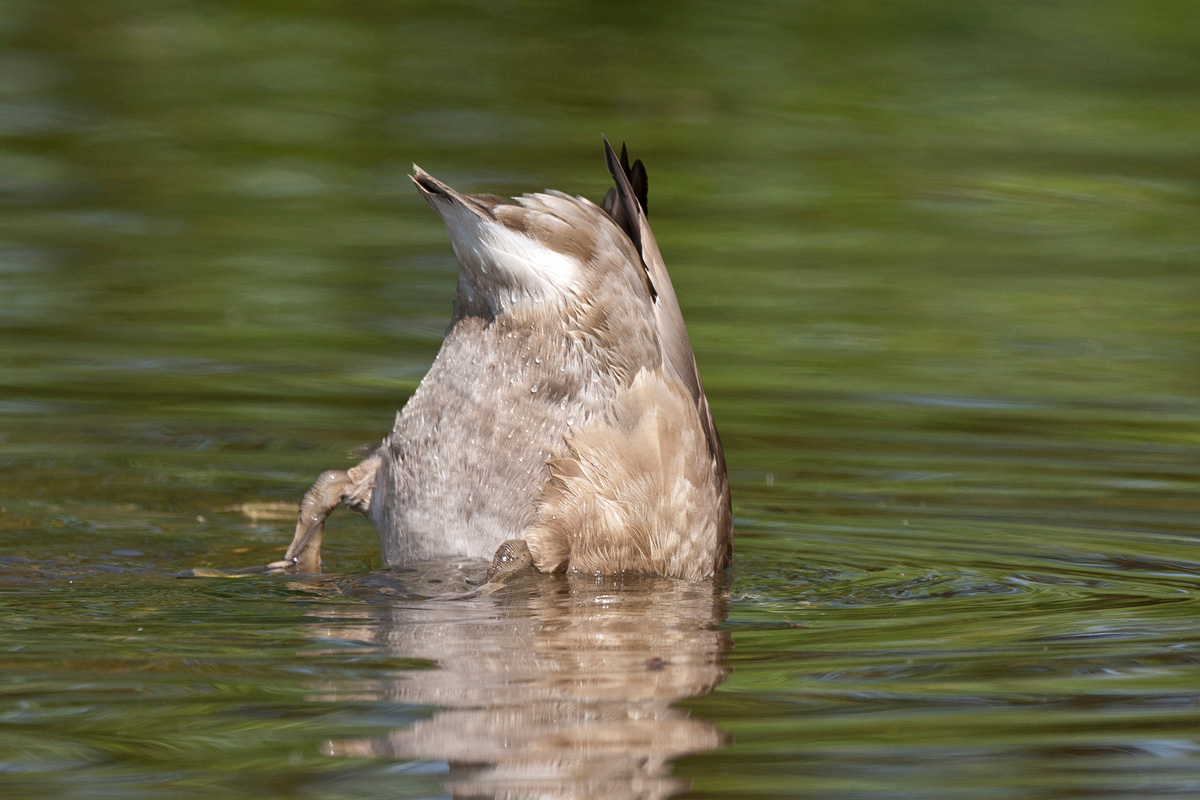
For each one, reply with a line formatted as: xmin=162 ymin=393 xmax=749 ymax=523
xmin=602 ymin=139 xmax=649 ymax=243
xmin=622 ymin=142 xmax=648 ymax=216
xmin=411 ymin=165 xmax=500 ymax=220
xmin=601 ymin=135 xmax=657 ymax=301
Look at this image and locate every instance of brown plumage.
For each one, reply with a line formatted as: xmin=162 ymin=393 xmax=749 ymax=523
xmin=268 ymin=137 xmax=732 ymax=580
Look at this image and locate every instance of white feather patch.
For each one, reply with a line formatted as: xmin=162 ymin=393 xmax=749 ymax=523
xmin=439 ymin=204 xmax=579 ymax=299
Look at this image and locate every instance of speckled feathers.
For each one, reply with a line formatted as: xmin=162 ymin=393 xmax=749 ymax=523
xmin=275 ymin=139 xmax=731 ymax=580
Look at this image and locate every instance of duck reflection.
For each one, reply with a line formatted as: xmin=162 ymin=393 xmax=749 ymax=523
xmin=299 ymin=564 xmax=732 ymax=799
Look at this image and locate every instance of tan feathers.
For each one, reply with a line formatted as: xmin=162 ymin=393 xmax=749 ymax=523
xmin=526 ymin=369 xmax=732 ymax=581
xmin=269 ymin=141 xmax=732 ymax=581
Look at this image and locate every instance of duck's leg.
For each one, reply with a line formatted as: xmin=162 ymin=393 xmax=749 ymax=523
xmin=267 ymin=453 xmax=381 ymax=574
xmin=486 ymin=538 xmax=535 ymax=583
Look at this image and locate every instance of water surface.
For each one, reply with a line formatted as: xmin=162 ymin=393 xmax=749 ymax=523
xmin=2 ymin=2 xmax=1199 ymax=797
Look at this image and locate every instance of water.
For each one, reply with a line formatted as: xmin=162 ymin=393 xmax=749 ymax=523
xmin=2 ymin=1 xmax=1199 ymax=797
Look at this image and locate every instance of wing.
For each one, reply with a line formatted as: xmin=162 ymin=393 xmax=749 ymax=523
xmin=600 ymin=136 xmax=722 ymax=462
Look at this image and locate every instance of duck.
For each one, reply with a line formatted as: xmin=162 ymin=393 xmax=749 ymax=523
xmin=267 ymin=137 xmax=732 ymax=581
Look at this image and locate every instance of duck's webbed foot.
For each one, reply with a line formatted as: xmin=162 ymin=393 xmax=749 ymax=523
xmin=486 ymin=538 xmax=535 ymax=583
xmin=266 ymin=454 xmax=381 ymax=575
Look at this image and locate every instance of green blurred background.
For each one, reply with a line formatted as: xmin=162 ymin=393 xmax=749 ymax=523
xmin=2 ymin=2 xmax=1199 ymax=798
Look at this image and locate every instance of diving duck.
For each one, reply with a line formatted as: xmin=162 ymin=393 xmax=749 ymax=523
xmin=269 ymin=138 xmax=732 ymax=581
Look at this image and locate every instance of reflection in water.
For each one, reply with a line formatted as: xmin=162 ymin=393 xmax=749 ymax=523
xmin=299 ymin=567 xmax=731 ymax=799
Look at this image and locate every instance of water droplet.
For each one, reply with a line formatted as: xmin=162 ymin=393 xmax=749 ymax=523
xmin=534 ymin=356 xmax=542 ymax=364
xmin=530 ymin=385 xmax=538 ymax=393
